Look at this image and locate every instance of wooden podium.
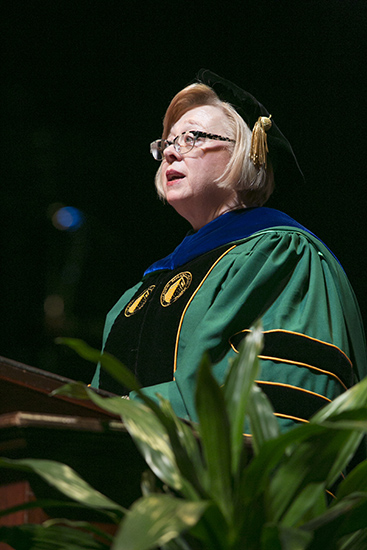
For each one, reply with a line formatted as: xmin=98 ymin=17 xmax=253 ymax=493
xmin=0 ymin=355 xmax=146 ymax=532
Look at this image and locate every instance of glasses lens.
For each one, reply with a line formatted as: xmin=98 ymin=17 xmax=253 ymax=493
xmin=176 ymin=132 xmax=196 ymax=154
xmin=150 ymin=140 xmax=164 ymax=161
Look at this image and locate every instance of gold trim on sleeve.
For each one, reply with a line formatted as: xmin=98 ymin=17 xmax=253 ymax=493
xmin=258 ymin=354 xmax=348 ymax=390
xmin=230 ymin=328 xmax=353 ymax=368
xmin=229 ymin=328 xmax=352 ymax=390
xmin=274 ymin=412 xmax=309 ymax=423
xmin=256 ymin=379 xmax=332 ymax=403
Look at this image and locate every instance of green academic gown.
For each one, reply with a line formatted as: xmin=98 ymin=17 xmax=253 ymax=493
xmin=92 ymin=207 xmax=367 ymax=432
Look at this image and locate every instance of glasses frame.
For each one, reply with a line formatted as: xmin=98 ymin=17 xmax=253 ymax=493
xmin=150 ymin=130 xmax=236 ymax=161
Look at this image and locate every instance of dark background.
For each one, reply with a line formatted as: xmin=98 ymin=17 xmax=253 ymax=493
xmin=1 ymin=0 xmax=366 ymax=383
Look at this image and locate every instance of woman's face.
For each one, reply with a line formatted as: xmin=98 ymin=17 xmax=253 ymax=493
xmin=160 ymin=105 xmax=237 ymax=230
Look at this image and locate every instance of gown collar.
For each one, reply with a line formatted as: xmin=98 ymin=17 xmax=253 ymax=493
xmin=144 ymin=207 xmax=321 ymax=275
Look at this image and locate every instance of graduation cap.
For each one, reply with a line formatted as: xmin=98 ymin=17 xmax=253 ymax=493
xmin=196 ymin=69 xmax=304 ymax=187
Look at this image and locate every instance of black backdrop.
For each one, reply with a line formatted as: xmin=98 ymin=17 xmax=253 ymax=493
xmin=1 ymin=0 xmax=366 ymax=382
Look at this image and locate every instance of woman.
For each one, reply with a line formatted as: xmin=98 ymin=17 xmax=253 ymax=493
xmin=92 ymin=70 xmax=367 ymax=432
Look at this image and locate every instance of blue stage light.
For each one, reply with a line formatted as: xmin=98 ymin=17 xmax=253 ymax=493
xmin=53 ymin=206 xmax=84 ymax=231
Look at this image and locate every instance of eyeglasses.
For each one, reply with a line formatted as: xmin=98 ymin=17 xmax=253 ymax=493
xmin=150 ymin=130 xmax=236 ymax=161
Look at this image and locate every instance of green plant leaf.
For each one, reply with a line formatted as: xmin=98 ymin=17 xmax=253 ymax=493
xmin=85 ymin=390 xmax=188 ymax=492
xmin=195 ymin=353 xmax=233 ymax=520
xmin=302 ymin=493 xmax=367 ymax=532
xmin=336 ymin=459 xmax=367 ymax=500
xmin=281 ymin=482 xmax=327 ymax=527
xmin=337 ymin=528 xmax=367 ymax=550
xmin=0 ymin=458 xmax=124 ymax=515
xmin=43 ymin=518 xmax=114 ymax=544
xmin=51 ymin=380 xmax=93 ymax=400
xmin=157 ymin=396 xmax=208 ymax=498
xmin=325 ymin=432 xmax=364 ymax=488
xmin=54 ymin=340 xmax=163 ymax=422
xmin=56 ymin=339 xmax=179 ymax=425
xmin=267 ymin=428 xmax=364 ymax=523
xmin=52 ymin=335 xmax=367 ymax=550
xmin=56 ymin=337 xmax=141 ymax=393
xmin=316 ymin=408 xmax=367 ymax=433
xmin=188 ymin=503 xmax=229 ymax=549
xmin=112 ymin=495 xmax=208 ymax=550
xmin=55 ymin=380 xmax=205 ymax=499
xmin=0 ymin=497 xmax=115 ymax=521
xmin=261 ymin=524 xmax=313 ymax=550
xmin=238 ymin=422 xmax=325 ymax=508
xmin=223 ymin=320 xmax=264 ymax=473
xmin=158 ymin=398 xmax=203 ymax=474
xmin=57 ymin=340 xmax=208 ymax=499
xmin=311 ymin=376 xmax=367 ymax=424
xmin=300 ymin=494 xmax=367 ymax=548
xmin=247 ymin=383 xmax=280 ymax=455
xmin=0 ymin=523 xmax=109 ymax=550
xmin=232 ymin=492 xmax=268 ymax=550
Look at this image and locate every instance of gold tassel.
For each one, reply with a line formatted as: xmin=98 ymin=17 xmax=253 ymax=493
xmin=250 ymin=115 xmax=272 ymax=169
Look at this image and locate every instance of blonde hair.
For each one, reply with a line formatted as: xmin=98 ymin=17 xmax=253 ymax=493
xmin=154 ymin=83 xmax=274 ymax=207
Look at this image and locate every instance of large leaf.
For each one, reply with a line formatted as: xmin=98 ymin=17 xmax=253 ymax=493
xmin=85 ymin=390 xmax=188 ymax=493
xmin=300 ymin=494 xmax=367 ymax=548
xmin=188 ymin=503 xmax=229 ymax=550
xmin=56 ymin=337 xmax=141 ymax=393
xmin=324 ymin=432 xmax=364 ymax=488
xmin=57 ymin=341 xmax=207 ymax=499
xmin=238 ymin=422 xmax=326 ymax=509
xmin=157 ymin=396 xmax=208 ymax=499
xmin=280 ymin=482 xmax=327 ymax=527
xmin=266 ymin=428 xmax=364 ymax=523
xmin=232 ymin=492 xmax=268 ymax=550
xmin=112 ymin=495 xmax=208 ymax=550
xmin=195 ymin=353 xmax=233 ymax=521
xmin=56 ymin=339 xmax=176 ymax=423
xmin=261 ymin=524 xmax=313 ymax=550
xmin=319 ymin=409 xmax=367 ymax=433
xmin=247 ymin=383 xmax=280 ymax=455
xmin=0 ymin=523 xmax=109 ymax=550
xmin=337 ymin=528 xmax=367 ymax=550
xmin=43 ymin=518 xmax=114 ymax=545
xmin=337 ymin=459 xmax=367 ymax=500
xmin=223 ymin=321 xmax=264 ymax=473
xmin=56 ymin=380 xmax=205 ymax=500
xmin=311 ymin=376 xmax=367 ymax=423
xmin=0 ymin=497 xmax=113 ymax=521
xmin=0 ymin=458 xmax=123 ymax=514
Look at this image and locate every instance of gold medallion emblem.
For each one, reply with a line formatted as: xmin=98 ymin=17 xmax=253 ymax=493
xmin=124 ymin=285 xmax=155 ymax=317
xmin=160 ymin=272 xmax=192 ymax=307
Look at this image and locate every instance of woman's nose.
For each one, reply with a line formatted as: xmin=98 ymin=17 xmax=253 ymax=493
xmin=163 ymin=143 xmax=182 ymax=163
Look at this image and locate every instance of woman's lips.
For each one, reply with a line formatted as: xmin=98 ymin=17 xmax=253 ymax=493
xmin=166 ymin=169 xmax=185 ymax=186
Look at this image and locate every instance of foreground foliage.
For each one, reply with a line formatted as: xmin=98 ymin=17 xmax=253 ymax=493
xmin=1 ymin=322 xmax=367 ymax=549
